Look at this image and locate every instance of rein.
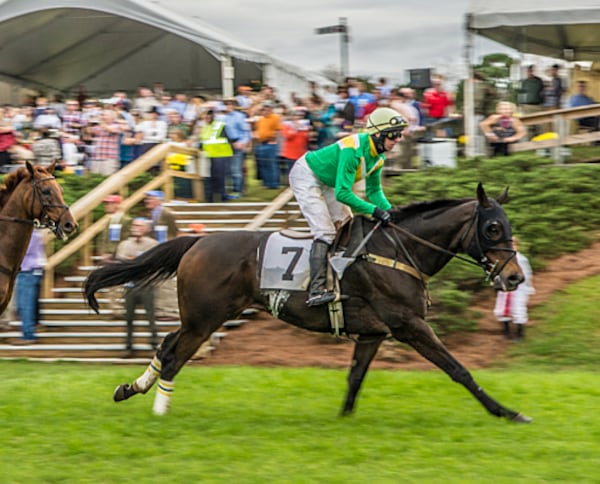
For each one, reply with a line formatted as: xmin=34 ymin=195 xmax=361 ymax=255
xmin=363 ymin=202 xmax=515 ymax=283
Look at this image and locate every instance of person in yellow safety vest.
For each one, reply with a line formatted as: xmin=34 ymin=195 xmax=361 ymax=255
xmin=199 ymin=109 xmax=235 ymax=203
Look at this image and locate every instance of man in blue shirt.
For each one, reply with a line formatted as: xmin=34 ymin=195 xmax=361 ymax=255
xmin=568 ymin=80 xmax=598 ymax=131
xmin=223 ymin=98 xmax=251 ymax=197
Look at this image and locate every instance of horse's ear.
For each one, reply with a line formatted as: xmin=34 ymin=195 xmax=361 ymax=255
xmin=25 ymin=161 xmax=35 ymax=176
xmin=47 ymin=160 xmax=57 ymax=174
xmin=476 ymin=182 xmax=491 ymax=208
xmin=496 ymin=186 xmax=509 ymax=205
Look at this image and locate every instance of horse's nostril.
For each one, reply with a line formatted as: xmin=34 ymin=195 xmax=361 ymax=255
xmin=507 ymin=273 xmax=523 ymax=287
xmin=63 ymin=222 xmax=75 ymax=233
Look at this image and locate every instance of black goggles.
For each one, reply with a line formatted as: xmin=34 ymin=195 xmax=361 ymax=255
xmin=383 ymin=130 xmax=404 ymax=140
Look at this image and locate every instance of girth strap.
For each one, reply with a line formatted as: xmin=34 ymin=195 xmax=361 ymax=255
xmin=365 ymin=253 xmax=430 ymax=283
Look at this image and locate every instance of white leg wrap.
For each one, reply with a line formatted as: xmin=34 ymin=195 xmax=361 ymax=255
xmin=133 ymin=356 xmax=162 ymax=394
xmin=152 ymin=379 xmax=174 ymax=416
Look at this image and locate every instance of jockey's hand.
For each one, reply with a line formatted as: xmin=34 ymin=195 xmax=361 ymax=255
xmin=373 ymin=207 xmax=391 ymax=226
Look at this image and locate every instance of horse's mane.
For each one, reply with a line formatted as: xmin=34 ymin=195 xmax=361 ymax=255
xmin=0 ymin=167 xmax=32 ymax=208
xmin=390 ymin=197 xmax=473 ymax=221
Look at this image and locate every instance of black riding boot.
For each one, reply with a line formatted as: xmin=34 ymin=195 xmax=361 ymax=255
xmin=306 ymin=239 xmax=336 ymax=307
xmin=502 ymin=319 xmax=512 ymax=340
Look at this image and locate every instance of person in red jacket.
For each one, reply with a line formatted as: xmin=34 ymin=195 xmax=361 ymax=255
xmin=422 ymin=77 xmax=452 ymax=125
xmin=280 ymin=106 xmax=310 ymax=183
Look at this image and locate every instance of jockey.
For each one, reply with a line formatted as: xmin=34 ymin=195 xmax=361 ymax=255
xmin=289 ymin=107 xmax=408 ymax=306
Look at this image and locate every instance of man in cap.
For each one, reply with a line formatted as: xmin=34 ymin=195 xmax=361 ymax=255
xmin=96 ymin=194 xmax=131 ymax=318
xmin=144 ymin=190 xmax=178 ymax=240
xmin=97 ymin=194 xmax=131 ymax=262
xmin=289 ymin=107 xmax=408 ymax=306
xmin=143 ymin=190 xmax=179 ymax=321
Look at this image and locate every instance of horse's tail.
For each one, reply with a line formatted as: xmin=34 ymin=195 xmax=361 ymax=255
xmin=84 ymin=236 xmax=200 ymax=313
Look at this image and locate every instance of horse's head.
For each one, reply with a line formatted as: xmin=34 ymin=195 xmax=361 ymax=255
xmin=464 ymin=183 xmax=524 ymax=291
xmin=25 ymin=161 xmax=77 ymax=239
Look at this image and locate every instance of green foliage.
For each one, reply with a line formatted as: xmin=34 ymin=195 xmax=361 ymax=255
xmin=385 ymin=156 xmax=600 ymax=334
xmin=1 ymin=362 xmax=599 ymax=483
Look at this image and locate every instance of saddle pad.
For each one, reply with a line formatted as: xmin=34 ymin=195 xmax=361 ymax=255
xmin=259 ymin=232 xmax=312 ymax=291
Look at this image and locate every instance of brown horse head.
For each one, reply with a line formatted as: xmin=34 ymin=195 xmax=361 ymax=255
xmin=467 ymin=183 xmax=524 ymax=291
xmin=1 ymin=162 xmax=77 ymax=239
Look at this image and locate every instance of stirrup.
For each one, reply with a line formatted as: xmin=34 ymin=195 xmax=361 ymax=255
xmin=306 ymin=291 xmax=336 ymax=307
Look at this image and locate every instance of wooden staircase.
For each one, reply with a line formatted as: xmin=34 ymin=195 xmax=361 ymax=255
xmin=0 ymin=200 xmax=308 ymax=361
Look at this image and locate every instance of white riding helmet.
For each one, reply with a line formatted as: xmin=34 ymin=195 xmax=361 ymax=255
xmin=366 ymin=107 xmax=408 ymax=135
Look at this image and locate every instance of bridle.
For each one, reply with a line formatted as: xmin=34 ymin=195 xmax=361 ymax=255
xmin=0 ymin=174 xmax=70 ymax=235
xmin=461 ymin=202 xmax=516 ymax=281
xmin=365 ymin=200 xmax=516 ymax=284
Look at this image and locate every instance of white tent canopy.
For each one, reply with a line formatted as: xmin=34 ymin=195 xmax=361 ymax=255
xmin=467 ymin=0 xmax=600 ymax=62
xmin=0 ymin=0 xmax=333 ymax=101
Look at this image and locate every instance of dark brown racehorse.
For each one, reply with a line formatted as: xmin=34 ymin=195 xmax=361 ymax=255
xmin=85 ymin=184 xmax=531 ymax=422
xmin=0 ymin=162 xmax=77 ymax=313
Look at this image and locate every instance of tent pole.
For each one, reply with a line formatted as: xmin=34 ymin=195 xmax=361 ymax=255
xmin=464 ymin=16 xmax=477 ymax=158
xmin=221 ymin=53 xmax=234 ymax=97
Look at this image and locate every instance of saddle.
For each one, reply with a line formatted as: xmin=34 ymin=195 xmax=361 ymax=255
xmin=257 ymin=219 xmax=364 ymax=336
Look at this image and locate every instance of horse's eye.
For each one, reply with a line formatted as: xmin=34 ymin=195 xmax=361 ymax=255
xmin=42 ymin=188 xmax=51 ymax=196
xmin=485 ymin=221 xmax=502 ymax=241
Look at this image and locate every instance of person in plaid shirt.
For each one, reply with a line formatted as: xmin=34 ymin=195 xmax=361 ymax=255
xmin=62 ymin=99 xmax=86 ymax=136
xmin=90 ymin=109 xmax=122 ymax=175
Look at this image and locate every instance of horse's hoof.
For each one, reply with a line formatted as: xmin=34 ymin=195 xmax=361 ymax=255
xmin=511 ymin=412 xmax=533 ymax=423
xmin=113 ymin=383 xmax=131 ymax=402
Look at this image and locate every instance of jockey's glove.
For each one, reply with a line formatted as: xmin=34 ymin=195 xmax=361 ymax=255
xmin=373 ymin=207 xmax=391 ymax=226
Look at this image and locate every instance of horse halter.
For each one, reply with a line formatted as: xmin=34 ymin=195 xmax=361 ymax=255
xmin=463 ymin=201 xmax=516 ymax=281
xmin=0 ymin=174 xmax=70 ymax=235
xmin=29 ymin=175 xmax=71 ymax=234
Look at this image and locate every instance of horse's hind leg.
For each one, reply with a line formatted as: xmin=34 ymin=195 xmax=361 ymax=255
xmin=392 ymin=318 xmax=531 ymax=423
xmin=341 ymin=334 xmax=386 ymax=415
xmin=113 ymin=330 xmax=180 ymax=403
xmin=152 ymin=328 xmax=212 ymax=415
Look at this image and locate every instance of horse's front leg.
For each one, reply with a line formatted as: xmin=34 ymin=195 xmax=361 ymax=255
xmin=341 ymin=334 xmax=387 ymax=415
xmin=392 ymin=318 xmax=532 ymax=423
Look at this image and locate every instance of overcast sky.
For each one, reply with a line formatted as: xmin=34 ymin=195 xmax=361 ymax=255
xmin=158 ymin=0 xmax=514 ymax=83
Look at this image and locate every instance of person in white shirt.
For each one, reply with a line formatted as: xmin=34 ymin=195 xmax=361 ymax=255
xmin=134 ymin=106 xmax=168 ymax=156
xmin=494 ymin=236 xmax=535 ymax=340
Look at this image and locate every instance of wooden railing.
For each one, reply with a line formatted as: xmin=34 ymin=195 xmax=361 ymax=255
xmin=512 ymin=104 xmax=600 ymax=161
xmin=41 ymin=144 xmax=296 ymax=298
xmin=41 ymin=143 xmax=201 ymax=297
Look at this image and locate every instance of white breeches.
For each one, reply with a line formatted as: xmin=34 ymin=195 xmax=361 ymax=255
xmin=289 ymin=156 xmax=352 ymax=244
xmin=494 ymin=289 xmax=529 ymax=325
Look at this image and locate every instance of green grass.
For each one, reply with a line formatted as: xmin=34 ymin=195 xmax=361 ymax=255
xmin=498 ymin=275 xmax=600 ymax=371
xmin=1 ymin=362 xmax=599 ymax=483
